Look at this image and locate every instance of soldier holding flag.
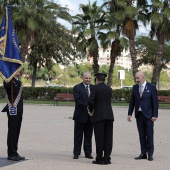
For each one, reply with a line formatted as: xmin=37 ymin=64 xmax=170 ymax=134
xmin=0 ymin=3 xmax=24 ymax=161
xmin=2 ymin=71 xmax=25 ymax=161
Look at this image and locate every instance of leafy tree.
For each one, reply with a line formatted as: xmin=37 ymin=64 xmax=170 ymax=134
xmin=0 ymin=1 xmax=6 ymax=21
xmin=136 ymin=36 xmax=170 ymax=69
xmin=147 ymin=0 xmax=170 ymax=84
xmin=101 ymin=0 xmax=146 ymax=84
xmin=72 ymin=1 xmax=105 ymax=75
xmin=28 ymin=21 xmax=77 ymax=86
xmin=57 ymin=70 xmax=69 ymax=87
xmin=51 ymin=65 xmax=63 ymax=79
xmin=99 ymin=64 xmax=109 ymax=73
xmin=76 ymin=63 xmax=93 ymax=76
xmin=100 ymin=0 xmax=129 ymax=86
xmin=10 ymin=0 xmax=72 ymax=62
xmin=119 ymin=0 xmax=139 ymax=80
xmin=67 ymin=66 xmax=78 ymax=78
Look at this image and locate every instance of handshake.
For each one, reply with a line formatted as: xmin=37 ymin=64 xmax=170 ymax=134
xmin=87 ymin=106 xmax=94 ymax=116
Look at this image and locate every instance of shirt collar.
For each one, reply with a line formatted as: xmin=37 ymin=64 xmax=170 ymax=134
xmin=83 ymin=83 xmax=89 ymax=88
xmin=140 ymin=80 xmax=146 ymax=88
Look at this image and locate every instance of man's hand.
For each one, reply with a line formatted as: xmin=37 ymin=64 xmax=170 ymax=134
xmin=151 ymin=117 xmax=157 ymax=121
xmin=127 ymin=115 xmax=132 ymax=122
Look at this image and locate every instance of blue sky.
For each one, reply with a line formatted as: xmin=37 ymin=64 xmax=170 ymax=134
xmin=55 ymin=0 xmax=103 ymax=15
xmin=54 ymin=0 xmax=149 ymax=34
xmin=54 ymin=0 xmax=103 ymax=28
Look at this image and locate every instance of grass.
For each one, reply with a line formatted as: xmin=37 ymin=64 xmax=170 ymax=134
xmin=0 ymin=99 xmax=170 ymax=108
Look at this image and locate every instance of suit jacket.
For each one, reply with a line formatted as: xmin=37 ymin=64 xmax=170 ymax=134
xmin=73 ymin=82 xmax=94 ymax=123
xmin=128 ymin=82 xmax=158 ymax=119
xmin=88 ymin=82 xmax=114 ymax=123
xmin=2 ymin=78 xmax=23 ymax=113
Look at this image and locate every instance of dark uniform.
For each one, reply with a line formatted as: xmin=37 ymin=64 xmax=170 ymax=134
xmin=2 ymin=77 xmax=24 ymax=161
xmin=88 ymin=73 xmax=114 ymax=165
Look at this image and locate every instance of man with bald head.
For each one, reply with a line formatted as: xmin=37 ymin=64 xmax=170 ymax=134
xmin=73 ymin=72 xmax=94 ymax=159
xmin=127 ymin=71 xmax=158 ymax=161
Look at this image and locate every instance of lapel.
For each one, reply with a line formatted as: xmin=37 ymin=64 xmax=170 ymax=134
xmin=138 ymin=85 xmax=141 ymax=98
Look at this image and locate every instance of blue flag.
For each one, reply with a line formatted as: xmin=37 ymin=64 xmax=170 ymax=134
xmin=0 ymin=5 xmax=23 ymax=82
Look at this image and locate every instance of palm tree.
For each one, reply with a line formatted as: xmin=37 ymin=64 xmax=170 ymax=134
xmin=148 ymin=0 xmax=170 ymax=85
xmin=136 ymin=36 xmax=170 ymax=69
xmin=106 ymin=0 xmax=146 ymax=82
xmin=119 ymin=0 xmax=139 ymax=81
xmin=99 ymin=0 xmax=129 ymax=86
xmin=72 ymin=1 xmax=105 ymax=75
xmin=102 ymin=0 xmax=140 ymax=82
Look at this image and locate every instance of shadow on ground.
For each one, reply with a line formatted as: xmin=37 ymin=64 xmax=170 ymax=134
xmin=0 ymin=157 xmax=28 ymax=168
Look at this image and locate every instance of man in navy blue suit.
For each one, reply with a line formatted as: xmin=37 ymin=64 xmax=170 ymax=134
xmin=73 ymin=72 xmax=94 ymax=159
xmin=127 ymin=71 xmax=158 ymax=161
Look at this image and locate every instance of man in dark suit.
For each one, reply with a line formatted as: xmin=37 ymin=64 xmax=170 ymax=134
xmin=73 ymin=71 xmax=94 ymax=159
xmin=127 ymin=71 xmax=158 ymax=161
xmin=88 ymin=73 xmax=114 ymax=165
xmin=2 ymin=71 xmax=25 ymax=161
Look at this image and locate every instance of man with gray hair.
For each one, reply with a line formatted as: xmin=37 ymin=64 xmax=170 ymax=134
xmin=127 ymin=71 xmax=158 ymax=161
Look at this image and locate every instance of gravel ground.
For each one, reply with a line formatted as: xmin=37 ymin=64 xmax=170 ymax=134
xmin=0 ymin=104 xmax=169 ymax=170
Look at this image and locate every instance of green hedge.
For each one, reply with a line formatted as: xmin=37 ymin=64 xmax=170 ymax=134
xmin=0 ymin=86 xmax=6 ymax=98
xmin=0 ymin=86 xmax=169 ymax=102
xmin=157 ymin=90 xmax=170 ymax=96
xmin=112 ymin=89 xmax=132 ymax=103
xmin=0 ymin=86 xmax=73 ymax=100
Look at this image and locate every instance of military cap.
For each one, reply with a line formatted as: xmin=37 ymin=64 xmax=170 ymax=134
xmin=95 ymin=73 xmax=107 ymax=79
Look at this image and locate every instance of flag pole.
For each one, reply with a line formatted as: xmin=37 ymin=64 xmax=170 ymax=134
xmin=6 ymin=0 xmax=14 ymax=107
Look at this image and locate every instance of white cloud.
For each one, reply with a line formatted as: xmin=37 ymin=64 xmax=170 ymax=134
xmin=54 ymin=0 xmax=102 ymax=29
xmin=55 ymin=0 xmax=149 ymax=35
xmin=138 ymin=22 xmax=150 ymax=36
xmin=55 ymin=0 xmax=102 ymax=15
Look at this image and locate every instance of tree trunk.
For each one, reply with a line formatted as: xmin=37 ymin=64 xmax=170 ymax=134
xmin=151 ymin=34 xmax=164 ymax=85
xmin=129 ymin=38 xmax=138 ymax=81
xmin=107 ymin=42 xmax=118 ymax=86
xmin=92 ymin=52 xmax=99 ymax=75
xmin=31 ymin=60 xmax=38 ymax=87
xmin=20 ymin=43 xmax=28 ymax=62
xmin=107 ymin=59 xmax=115 ymax=86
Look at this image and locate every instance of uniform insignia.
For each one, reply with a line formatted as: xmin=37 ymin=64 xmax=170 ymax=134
xmin=0 ymin=38 xmax=5 ymax=54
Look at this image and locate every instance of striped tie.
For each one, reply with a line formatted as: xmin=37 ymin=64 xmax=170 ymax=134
xmin=139 ymin=85 xmax=143 ymax=98
xmin=86 ymin=85 xmax=89 ymax=97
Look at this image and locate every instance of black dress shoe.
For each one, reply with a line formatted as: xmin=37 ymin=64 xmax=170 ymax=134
xmin=92 ymin=160 xmax=103 ymax=165
xmin=135 ymin=154 xmax=147 ymax=160
xmin=73 ymin=155 xmax=78 ymax=159
xmin=103 ymin=161 xmax=111 ymax=165
xmin=16 ymin=154 xmax=25 ymax=160
xmin=85 ymin=155 xmax=93 ymax=159
xmin=148 ymin=156 xmax=153 ymax=161
xmin=8 ymin=156 xmax=20 ymax=161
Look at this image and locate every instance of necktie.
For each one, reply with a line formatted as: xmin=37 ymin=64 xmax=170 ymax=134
xmin=139 ymin=85 xmax=143 ymax=98
xmin=86 ymin=85 xmax=89 ymax=97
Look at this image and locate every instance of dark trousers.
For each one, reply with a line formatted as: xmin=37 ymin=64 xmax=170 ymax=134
xmin=7 ymin=111 xmax=23 ymax=156
xmin=93 ymin=120 xmax=113 ymax=163
xmin=136 ymin=112 xmax=154 ymax=156
xmin=73 ymin=120 xmax=93 ymax=156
